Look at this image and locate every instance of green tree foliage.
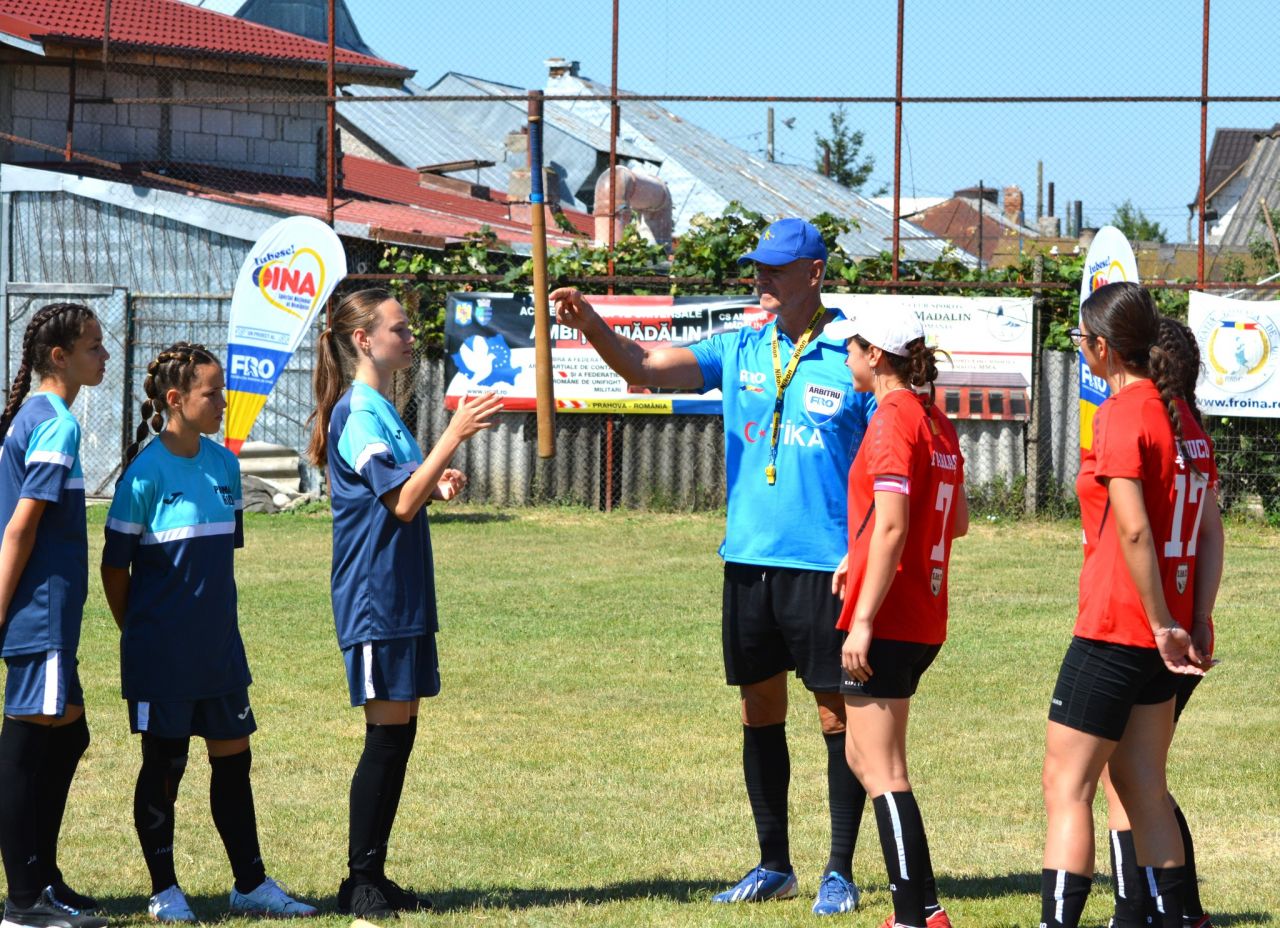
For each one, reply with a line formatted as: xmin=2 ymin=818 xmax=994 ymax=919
xmin=1110 ymin=199 xmax=1167 ymax=243
xmin=1246 ymin=202 xmax=1280 ymax=277
xmin=814 ymin=105 xmax=882 ymax=194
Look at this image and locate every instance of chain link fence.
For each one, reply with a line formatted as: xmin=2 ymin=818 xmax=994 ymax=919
xmin=0 ymin=1 xmax=1277 ymax=515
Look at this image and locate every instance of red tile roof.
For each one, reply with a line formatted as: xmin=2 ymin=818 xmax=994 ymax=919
xmin=0 ymin=0 xmax=410 ymax=76
xmin=341 ymin=156 xmax=595 ymax=237
xmin=21 ymin=157 xmax=592 ymax=250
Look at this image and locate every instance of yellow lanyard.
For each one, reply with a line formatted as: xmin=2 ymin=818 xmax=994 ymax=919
xmin=765 ymin=305 xmax=827 ymax=485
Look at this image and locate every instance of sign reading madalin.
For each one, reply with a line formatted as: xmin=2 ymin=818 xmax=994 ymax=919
xmin=224 ymin=216 xmax=347 ymax=454
xmin=444 ymin=292 xmax=1032 ymax=415
xmin=1189 ymin=291 xmax=1280 ymax=418
xmin=1078 ymin=226 xmax=1140 ymax=452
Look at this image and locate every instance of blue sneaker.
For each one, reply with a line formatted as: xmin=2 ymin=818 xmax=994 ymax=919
xmin=711 ymin=866 xmax=799 ymax=903
xmin=812 ymin=871 xmax=860 ymax=915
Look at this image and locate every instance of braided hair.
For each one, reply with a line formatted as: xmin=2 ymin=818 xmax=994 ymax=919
xmin=1081 ymin=282 xmax=1203 ymax=469
xmin=121 ymin=342 xmax=221 ymax=473
xmin=0 ymin=303 xmax=97 ymax=437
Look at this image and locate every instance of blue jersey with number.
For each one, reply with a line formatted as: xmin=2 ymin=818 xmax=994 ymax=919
xmin=689 ymin=320 xmax=875 ymax=571
xmin=0 ymin=393 xmax=87 ymax=657
xmin=328 ymin=382 xmax=436 ymax=649
xmin=102 ymin=437 xmax=249 ymax=701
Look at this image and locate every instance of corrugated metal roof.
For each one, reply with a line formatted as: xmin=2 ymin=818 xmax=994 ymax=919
xmin=172 ymin=0 xmax=244 ymax=14
xmin=547 ymin=72 xmax=960 ymax=261
xmin=1219 ymin=128 xmax=1280 ymax=252
xmin=0 ymin=0 xmax=409 ymax=77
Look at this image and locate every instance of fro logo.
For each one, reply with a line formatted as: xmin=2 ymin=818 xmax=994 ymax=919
xmin=803 ymin=383 xmax=844 ymax=426
xmin=1197 ymin=309 xmax=1279 ymax=394
xmin=230 ymin=354 xmax=276 ymax=382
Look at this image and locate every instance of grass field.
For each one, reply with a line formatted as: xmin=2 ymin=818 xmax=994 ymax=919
xmin=61 ymin=507 xmax=1279 ymax=927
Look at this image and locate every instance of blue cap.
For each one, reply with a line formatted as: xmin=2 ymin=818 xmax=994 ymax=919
xmin=737 ymin=218 xmax=828 ymax=266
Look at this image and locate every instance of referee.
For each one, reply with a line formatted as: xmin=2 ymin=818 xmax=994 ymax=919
xmin=551 ymin=218 xmax=875 ymax=915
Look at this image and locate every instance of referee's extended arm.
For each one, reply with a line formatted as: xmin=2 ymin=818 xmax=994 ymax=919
xmin=550 ymin=287 xmax=703 ymax=391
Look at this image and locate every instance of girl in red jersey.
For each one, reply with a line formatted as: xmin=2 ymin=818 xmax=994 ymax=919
xmin=1040 ymin=283 xmax=1224 ymax=928
xmin=824 ymin=309 xmax=968 ymax=928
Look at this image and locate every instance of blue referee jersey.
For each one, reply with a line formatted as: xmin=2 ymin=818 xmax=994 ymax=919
xmin=103 ymin=437 xmax=250 ymax=701
xmin=0 ymin=393 xmax=88 ymax=657
xmin=689 ymin=321 xmax=875 ymax=571
xmin=327 ymin=381 xmax=436 ymax=649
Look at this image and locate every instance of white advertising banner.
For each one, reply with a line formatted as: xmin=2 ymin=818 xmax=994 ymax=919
xmin=824 ymin=293 xmax=1034 ymax=394
xmin=1189 ymin=291 xmax=1280 ymax=418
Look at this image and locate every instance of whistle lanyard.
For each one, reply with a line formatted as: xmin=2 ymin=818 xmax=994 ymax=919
xmin=765 ymin=306 xmax=827 ymax=485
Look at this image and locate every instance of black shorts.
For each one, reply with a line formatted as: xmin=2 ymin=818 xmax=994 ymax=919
xmin=722 ymin=562 xmax=843 ymax=692
xmin=1174 ymin=673 xmax=1201 ymax=724
xmin=1048 ymin=636 xmax=1178 ymax=741
xmin=840 ymin=639 xmax=942 ymax=699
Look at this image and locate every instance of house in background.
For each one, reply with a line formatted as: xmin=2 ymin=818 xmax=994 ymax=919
xmin=0 ymin=0 xmax=592 ymax=493
xmin=1193 ymin=124 xmax=1280 ymax=247
xmin=875 ymin=185 xmax=1039 ymax=267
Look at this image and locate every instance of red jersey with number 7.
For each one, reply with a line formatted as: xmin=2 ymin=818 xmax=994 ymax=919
xmin=837 ymin=391 xmax=964 ymax=643
xmin=1075 ymin=379 xmax=1218 ymax=646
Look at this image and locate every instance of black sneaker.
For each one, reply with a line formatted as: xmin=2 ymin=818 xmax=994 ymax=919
xmin=47 ymin=884 xmax=99 ymax=916
xmin=377 ymin=878 xmax=430 ymax=913
xmin=2 ymin=887 xmax=108 ymax=928
xmin=348 ymin=882 xmax=396 ymax=920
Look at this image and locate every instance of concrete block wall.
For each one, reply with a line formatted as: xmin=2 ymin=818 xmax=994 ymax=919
xmin=4 ymin=64 xmax=324 ymax=180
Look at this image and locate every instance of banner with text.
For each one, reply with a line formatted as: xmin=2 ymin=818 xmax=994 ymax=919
xmin=445 ymin=293 xmax=765 ymax=414
xmin=444 ymin=292 xmax=1033 ymax=414
xmin=823 ymin=294 xmax=1034 ymax=392
xmin=225 ymin=215 xmax=347 ymax=454
xmin=1189 ymin=291 xmax=1280 ymax=418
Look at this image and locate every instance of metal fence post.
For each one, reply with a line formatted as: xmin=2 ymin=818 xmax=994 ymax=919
xmin=120 ymin=290 xmax=135 ymax=460
xmin=1024 ymin=254 xmax=1044 ymax=514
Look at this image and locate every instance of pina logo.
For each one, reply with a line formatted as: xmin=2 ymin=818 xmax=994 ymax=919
xmin=1088 ymin=259 xmax=1130 ymax=295
xmin=230 ymin=354 xmax=276 ymax=381
xmin=252 ymin=246 xmax=326 ymax=320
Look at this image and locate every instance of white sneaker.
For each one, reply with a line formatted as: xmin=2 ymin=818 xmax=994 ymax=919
xmin=228 ymin=877 xmax=317 ymax=918
xmin=149 ymin=885 xmax=197 ymax=923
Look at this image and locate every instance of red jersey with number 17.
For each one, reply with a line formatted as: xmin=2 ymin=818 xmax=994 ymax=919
xmin=837 ymin=391 xmax=964 ymax=643
xmin=1075 ymin=379 xmax=1219 ymax=647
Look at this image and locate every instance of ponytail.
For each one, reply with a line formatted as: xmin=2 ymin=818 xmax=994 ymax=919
xmin=305 ymin=288 xmax=392 ymax=466
xmin=121 ymin=342 xmax=219 ymax=475
xmin=858 ymin=335 xmax=950 ymax=410
xmin=0 ymin=303 xmax=95 ymax=436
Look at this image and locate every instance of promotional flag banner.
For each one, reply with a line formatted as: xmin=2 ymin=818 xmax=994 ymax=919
xmin=224 ymin=216 xmax=347 ymax=454
xmin=1078 ymin=226 xmax=1139 ymax=453
xmin=1189 ymin=291 xmax=1280 ymax=418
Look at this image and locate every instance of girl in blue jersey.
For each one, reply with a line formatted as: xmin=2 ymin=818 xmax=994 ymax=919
xmin=0 ymin=304 xmax=108 ymax=928
xmin=306 ymin=289 xmax=500 ymax=918
xmin=101 ymin=342 xmax=316 ymax=923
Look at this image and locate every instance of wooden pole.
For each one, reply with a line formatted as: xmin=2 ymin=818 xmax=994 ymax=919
xmin=528 ymin=90 xmax=556 ymax=459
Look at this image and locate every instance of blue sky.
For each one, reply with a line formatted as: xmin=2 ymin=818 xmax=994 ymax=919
xmin=354 ymin=1 xmax=1277 ymax=243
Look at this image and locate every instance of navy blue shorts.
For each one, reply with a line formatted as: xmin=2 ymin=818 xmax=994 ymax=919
xmin=840 ymin=639 xmax=942 ymax=699
xmin=343 ymin=635 xmax=440 ymax=707
xmin=1048 ymin=636 xmax=1178 ymax=741
xmin=129 ymin=688 xmax=256 ymax=739
xmin=4 ymin=651 xmax=83 ymax=717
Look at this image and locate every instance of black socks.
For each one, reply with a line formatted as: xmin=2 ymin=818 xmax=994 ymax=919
xmin=0 ymin=717 xmax=52 ymax=908
xmin=1142 ymin=865 xmax=1186 ymax=928
xmin=872 ymin=791 xmax=936 ymax=928
xmin=1040 ymin=869 xmax=1092 ymax=928
xmin=134 ymin=735 xmax=189 ymax=895
xmin=349 ymin=720 xmax=417 ymax=880
xmin=1172 ymin=802 xmax=1203 ymax=918
xmin=37 ymin=714 xmax=90 ymax=889
xmin=209 ymin=749 xmax=266 ymax=894
xmin=1109 ymin=828 xmax=1144 ymax=928
xmin=742 ymin=723 xmax=790 ymax=873
xmin=822 ymin=730 xmax=865 ymax=881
